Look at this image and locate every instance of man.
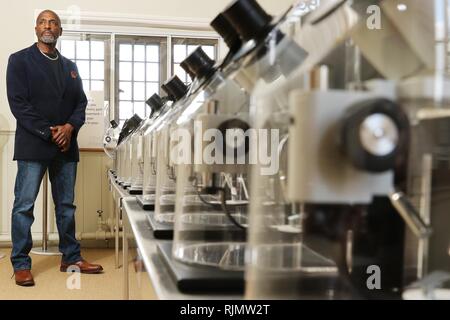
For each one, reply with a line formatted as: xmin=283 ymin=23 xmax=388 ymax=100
xmin=7 ymin=10 xmax=103 ymax=287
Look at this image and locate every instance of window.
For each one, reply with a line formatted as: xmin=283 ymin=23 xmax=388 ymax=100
xmin=59 ymin=34 xmax=110 ymax=97
xmin=115 ymin=36 xmax=167 ymax=123
xmin=172 ymin=38 xmax=217 ymax=84
xmin=59 ymin=32 xmax=218 ymax=127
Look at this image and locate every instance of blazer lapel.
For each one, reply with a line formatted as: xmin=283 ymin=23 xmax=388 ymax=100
xmin=60 ymin=57 xmax=72 ymax=97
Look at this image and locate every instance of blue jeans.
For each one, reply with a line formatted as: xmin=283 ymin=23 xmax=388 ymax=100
xmin=11 ymin=156 xmax=82 ymax=271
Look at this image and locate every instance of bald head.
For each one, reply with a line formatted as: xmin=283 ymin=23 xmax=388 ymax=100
xmin=35 ymin=10 xmax=62 ymax=45
xmin=36 ymin=10 xmax=61 ymax=27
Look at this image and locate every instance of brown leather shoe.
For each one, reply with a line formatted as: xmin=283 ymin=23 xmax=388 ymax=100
xmin=60 ymin=259 xmax=103 ymax=274
xmin=14 ymin=270 xmax=35 ymax=287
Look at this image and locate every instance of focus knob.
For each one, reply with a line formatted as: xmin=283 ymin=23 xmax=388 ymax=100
xmin=341 ymin=99 xmax=409 ymax=173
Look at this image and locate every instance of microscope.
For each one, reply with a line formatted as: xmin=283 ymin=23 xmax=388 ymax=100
xmin=142 ymin=75 xmax=189 ymax=234
xmin=245 ymin=0 xmax=446 ymax=300
xmin=103 ymin=119 xmax=120 ymax=174
xmin=139 ymin=94 xmax=174 ymax=209
xmin=154 ymin=47 xmax=217 ymax=229
xmin=155 ymin=0 xmax=308 ymax=293
xmin=128 ymin=95 xmax=166 ymax=194
xmin=120 ymin=57 xmax=200 ymax=193
xmin=115 ymin=114 xmax=143 ymax=186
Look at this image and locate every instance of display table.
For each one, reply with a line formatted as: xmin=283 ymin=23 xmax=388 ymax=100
xmin=121 ymin=197 xmax=243 ymax=300
xmin=107 ymin=170 xmax=129 ymax=269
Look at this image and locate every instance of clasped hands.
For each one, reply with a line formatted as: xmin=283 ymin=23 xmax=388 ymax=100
xmin=50 ymin=124 xmax=74 ymax=153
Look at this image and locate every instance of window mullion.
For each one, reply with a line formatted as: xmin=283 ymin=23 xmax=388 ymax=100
xmin=167 ymin=35 xmax=172 ymax=84
xmin=144 ymin=45 xmax=148 ymax=118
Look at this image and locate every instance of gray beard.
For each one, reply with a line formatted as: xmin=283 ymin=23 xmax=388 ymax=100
xmin=40 ymin=34 xmax=56 ymax=44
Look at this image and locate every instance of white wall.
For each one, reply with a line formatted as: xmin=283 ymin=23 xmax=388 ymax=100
xmin=0 ymin=0 xmax=295 ymax=241
xmin=0 ymin=0 xmax=295 ymax=130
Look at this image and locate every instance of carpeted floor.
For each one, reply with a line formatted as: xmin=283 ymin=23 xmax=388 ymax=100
xmin=0 ymin=248 xmax=124 ymax=300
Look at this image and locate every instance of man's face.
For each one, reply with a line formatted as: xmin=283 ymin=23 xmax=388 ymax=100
xmin=35 ymin=11 xmax=62 ymax=45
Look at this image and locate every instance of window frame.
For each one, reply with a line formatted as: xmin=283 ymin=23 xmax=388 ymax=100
xmin=58 ymin=16 xmax=221 ymax=126
xmin=115 ymin=35 xmax=168 ymax=122
xmin=58 ymin=32 xmax=112 ymax=100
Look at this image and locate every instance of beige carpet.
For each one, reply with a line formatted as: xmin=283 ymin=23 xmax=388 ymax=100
xmin=0 ymin=248 xmax=124 ymax=300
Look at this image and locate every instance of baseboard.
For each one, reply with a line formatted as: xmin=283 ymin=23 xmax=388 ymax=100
xmin=0 ymin=239 xmax=114 ymax=249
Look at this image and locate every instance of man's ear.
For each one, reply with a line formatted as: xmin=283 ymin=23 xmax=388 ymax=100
xmin=60 ymin=28 xmax=63 ymax=37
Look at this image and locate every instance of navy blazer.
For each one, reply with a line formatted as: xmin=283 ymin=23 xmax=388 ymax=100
xmin=7 ymin=43 xmax=87 ymax=162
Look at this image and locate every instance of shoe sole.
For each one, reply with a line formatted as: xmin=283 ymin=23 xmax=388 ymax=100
xmin=16 ymin=280 xmax=35 ymax=287
xmin=60 ymin=267 xmax=103 ymax=274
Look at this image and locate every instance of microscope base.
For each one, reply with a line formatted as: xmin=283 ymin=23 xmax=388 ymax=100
xmin=128 ymin=186 xmax=142 ymax=195
xmin=136 ymin=195 xmax=155 ymax=211
xmin=145 ymin=211 xmax=174 ymax=239
xmin=157 ymin=242 xmax=244 ymax=294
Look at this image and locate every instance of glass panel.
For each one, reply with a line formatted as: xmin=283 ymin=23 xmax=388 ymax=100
xmin=119 ymin=62 xmax=132 ymax=81
xmin=91 ymin=61 xmax=104 ymax=80
xmin=82 ymin=79 xmax=90 ymax=92
xmin=202 ymin=45 xmax=215 ymax=59
xmin=76 ymin=60 xmax=90 ymax=80
xmin=76 ymin=41 xmax=90 ymax=59
xmin=146 ymin=63 xmax=159 ymax=82
xmin=134 ymin=62 xmax=145 ymax=81
xmin=119 ymin=101 xmax=133 ymax=120
xmin=146 ymin=82 xmax=159 ymax=98
xmin=146 ymin=45 xmax=159 ymax=62
xmin=119 ymin=44 xmax=132 ymax=61
xmin=119 ymin=81 xmax=132 ymax=100
xmin=91 ymin=80 xmax=104 ymax=91
xmin=119 ymin=120 xmax=125 ymax=128
xmin=61 ymin=40 xmax=75 ymax=59
xmin=134 ymin=102 xmax=146 ymax=119
xmin=134 ymin=82 xmax=146 ymax=101
xmin=174 ymin=63 xmax=187 ymax=82
xmin=174 ymin=44 xmax=186 ymax=63
xmin=134 ymin=45 xmax=146 ymax=62
xmin=90 ymin=41 xmax=104 ymax=60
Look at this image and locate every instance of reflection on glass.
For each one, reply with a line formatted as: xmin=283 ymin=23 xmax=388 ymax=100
xmin=61 ymin=40 xmax=75 ymax=59
xmin=91 ymin=61 xmax=104 ymax=80
xmin=76 ymin=41 xmax=90 ymax=59
xmin=119 ymin=62 xmax=132 ymax=81
xmin=90 ymin=41 xmax=104 ymax=60
xmin=120 ymin=44 xmax=132 ymax=61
